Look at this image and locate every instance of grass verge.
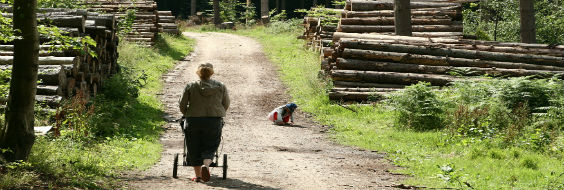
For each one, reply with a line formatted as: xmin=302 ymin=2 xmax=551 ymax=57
xmin=0 ymin=34 xmax=194 ymax=189
xmin=199 ymin=25 xmax=564 ymax=190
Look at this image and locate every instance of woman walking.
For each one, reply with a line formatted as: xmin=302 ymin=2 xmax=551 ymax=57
xmin=179 ymin=63 xmax=230 ymax=182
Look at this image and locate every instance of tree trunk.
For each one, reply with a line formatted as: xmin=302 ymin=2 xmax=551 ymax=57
xmin=1 ymin=0 xmax=38 ymax=162
xmin=339 ymin=49 xmax=564 ymax=71
xmin=261 ymin=0 xmax=269 ymax=24
xmin=520 ymin=0 xmax=536 ymax=43
xmin=331 ymin=70 xmax=457 ymax=86
xmin=394 ymin=0 xmax=412 ymax=36
xmin=191 ymin=0 xmax=197 ymax=16
xmin=275 ymin=0 xmax=280 ymax=13
xmin=213 ymin=0 xmax=220 ymax=25
xmin=281 ymin=0 xmax=286 ymax=12
xmin=337 ymin=41 xmax=564 ymax=67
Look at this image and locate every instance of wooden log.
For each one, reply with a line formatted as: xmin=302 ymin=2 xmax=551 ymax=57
xmin=338 ymin=41 xmax=564 ymax=67
xmin=0 ymin=56 xmax=79 ymax=66
xmin=158 ymin=15 xmax=175 ymax=20
xmin=329 ymin=91 xmax=387 ymax=101
xmin=345 ymin=1 xmax=461 ymax=11
xmin=0 ymin=95 xmax=63 ymax=108
xmin=339 ymin=38 xmax=563 ymax=56
xmin=332 ymin=87 xmax=401 ymax=92
xmin=331 ymin=69 xmax=457 ymax=86
xmin=333 ymin=32 xmax=564 ymax=51
xmin=0 ymin=65 xmax=71 ymax=86
xmin=336 ymin=58 xmax=564 ymax=77
xmin=124 ymin=38 xmax=153 ymax=42
xmin=333 ymin=81 xmax=406 ymax=88
xmin=38 ymin=16 xmax=85 ymax=32
xmin=342 ymin=10 xmax=460 ymax=18
xmin=162 ymin=29 xmax=180 ymax=34
xmin=36 ymin=85 xmax=63 ymax=96
xmin=340 ymin=17 xmax=455 ymax=25
xmin=340 ymin=49 xmax=564 ymax=71
xmin=338 ymin=25 xmax=463 ymax=33
xmin=88 ymin=15 xmax=116 ymax=30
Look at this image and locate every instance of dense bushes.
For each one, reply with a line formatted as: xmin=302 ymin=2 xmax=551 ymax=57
xmin=463 ymin=0 xmax=564 ymax=44
xmin=386 ymin=77 xmax=564 ymax=153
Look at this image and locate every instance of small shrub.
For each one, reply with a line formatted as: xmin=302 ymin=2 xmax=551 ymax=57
xmin=521 ymin=157 xmax=539 ymax=170
xmin=265 ymin=19 xmax=302 ymax=34
xmin=386 ymin=82 xmax=444 ymax=131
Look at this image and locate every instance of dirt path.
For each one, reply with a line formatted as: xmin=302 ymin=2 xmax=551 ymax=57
xmin=123 ymin=32 xmax=403 ymax=190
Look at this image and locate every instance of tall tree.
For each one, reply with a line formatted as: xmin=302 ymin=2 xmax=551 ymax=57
xmin=191 ymin=0 xmax=197 ymax=16
xmin=394 ymin=0 xmax=412 ymax=36
xmin=519 ymin=0 xmax=536 ymax=43
xmin=0 ymin=0 xmax=39 ymax=162
xmin=213 ymin=0 xmax=220 ymax=25
xmin=261 ymin=0 xmax=269 ymax=24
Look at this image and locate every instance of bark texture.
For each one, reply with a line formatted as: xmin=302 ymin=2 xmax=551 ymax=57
xmin=1 ymin=0 xmax=39 ymax=162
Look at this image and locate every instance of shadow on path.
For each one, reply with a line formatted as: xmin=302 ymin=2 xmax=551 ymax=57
xmin=204 ymin=177 xmax=282 ymax=190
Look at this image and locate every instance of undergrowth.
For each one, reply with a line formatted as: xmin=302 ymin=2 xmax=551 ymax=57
xmin=0 ymin=34 xmax=194 ymax=189
xmin=222 ymin=22 xmax=564 ymax=189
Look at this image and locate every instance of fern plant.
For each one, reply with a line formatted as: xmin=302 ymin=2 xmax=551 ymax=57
xmin=386 ymin=82 xmax=445 ymax=131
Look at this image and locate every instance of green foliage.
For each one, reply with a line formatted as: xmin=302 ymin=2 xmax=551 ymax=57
xmin=56 ymin=92 xmax=93 ymax=140
xmin=217 ymin=0 xmax=242 ymax=23
xmin=117 ymin=9 xmax=137 ymax=37
xmin=0 ymin=70 xmax=10 ymax=98
xmin=37 ymin=0 xmax=86 ymax=8
xmin=437 ymin=164 xmax=473 ymax=189
xmin=39 ymin=25 xmax=97 ymax=58
xmin=0 ymin=13 xmax=16 ymax=43
xmin=463 ymin=0 xmax=564 ymax=44
xmin=242 ymin=2 xmax=257 ymax=26
xmin=0 ymin=34 xmax=194 ymax=189
xmin=270 ymin=9 xmax=287 ymax=22
xmin=386 ymin=82 xmax=444 ymax=131
xmin=265 ymin=18 xmax=302 ymax=34
xmin=333 ymin=0 xmax=346 ymax=6
xmin=295 ymin=7 xmax=341 ymax=26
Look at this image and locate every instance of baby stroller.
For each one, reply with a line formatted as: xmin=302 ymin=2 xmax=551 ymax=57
xmin=172 ymin=117 xmax=228 ymax=180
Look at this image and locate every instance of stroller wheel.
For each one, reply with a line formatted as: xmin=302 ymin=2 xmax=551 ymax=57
xmin=173 ymin=153 xmax=179 ymax=178
xmin=222 ymin=154 xmax=228 ymax=180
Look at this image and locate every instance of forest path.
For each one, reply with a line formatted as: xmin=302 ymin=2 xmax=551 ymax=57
xmin=123 ymin=32 xmax=403 ymax=190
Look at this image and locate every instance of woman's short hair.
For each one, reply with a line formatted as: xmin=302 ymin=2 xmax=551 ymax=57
xmin=197 ymin=63 xmax=214 ymax=80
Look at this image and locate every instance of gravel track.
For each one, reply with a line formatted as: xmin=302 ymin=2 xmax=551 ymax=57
xmin=123 ymin=32 xmax=404 ymax=190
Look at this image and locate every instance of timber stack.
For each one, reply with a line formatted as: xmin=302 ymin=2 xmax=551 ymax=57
xmin=328 ymin=33 xmax=564 ymax=101
xmin=301 ymin=8 xmax=342 ymax=52
xmin=157 ymin=11 xmax=180 ymax=35
xmin=0 ymin=7 xmax=120 ymax=108
xmin=86 ymin=0 xmax=160 ymax=46
xmin=339 ymin=0 xmax=464 ymax=39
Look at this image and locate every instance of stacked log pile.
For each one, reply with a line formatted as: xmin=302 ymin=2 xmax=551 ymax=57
xmin=301 ymin=8 xmax=343 ymax=51
xmin=0 ymin=7 xmax=119 ymax=107
xmin=328 ymin=33 xmax=564 ymax=101
xmin=339 ymin=0 xmax=464 ymax=39
xmin=86 ymin=0 xmax=160 ymax=46
xmin=157 ymin=11 xmax=180 ymax=35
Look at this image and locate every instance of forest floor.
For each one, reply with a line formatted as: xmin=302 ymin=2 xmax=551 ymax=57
xmin=122 ymin=32 xmax=404 ymax=189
